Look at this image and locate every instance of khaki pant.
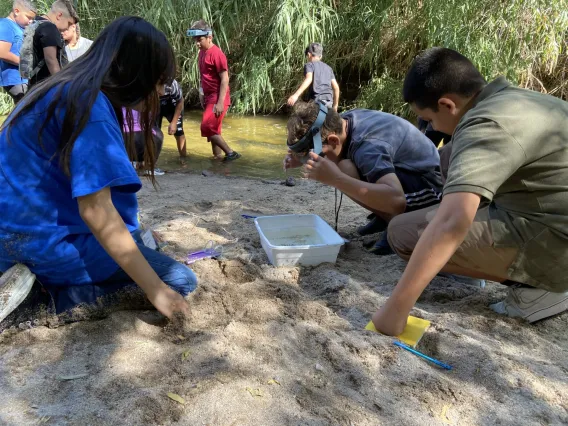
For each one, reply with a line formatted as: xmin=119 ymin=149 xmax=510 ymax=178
xmin=387 ymin=205 xmax=519 ymax=282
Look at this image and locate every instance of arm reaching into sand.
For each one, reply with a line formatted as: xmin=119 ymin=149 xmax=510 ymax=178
xmin=372 ymin=192 xmax=481 ymax=335
xmin=78 ymin=187 xmax=190 ymax=318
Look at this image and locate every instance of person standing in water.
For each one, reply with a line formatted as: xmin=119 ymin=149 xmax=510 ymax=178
xmin=188 ymin=19 xmax=240 ymax=162
xmin=62 ymin=22 xmax=92 ymax=62
xmin=0 ymin=16 xmax=195 ymax=318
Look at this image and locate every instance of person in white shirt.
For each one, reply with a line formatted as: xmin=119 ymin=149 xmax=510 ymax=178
xmin=62 ymin=22 xmax=92 ymax=62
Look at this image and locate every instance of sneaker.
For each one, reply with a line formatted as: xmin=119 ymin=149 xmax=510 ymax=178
xmin=357 ymin=215 xmax=388 ymax=236
xmin=490 ymin=287 xmax=568 ymax=323
xmin=223 ymin=151 xmax=241 ymax=162
xmin=368 ymin=231 xmax=394 ymax=256
xmin=0 ymin=264 xmax=36 ymax=323
xmin=143 ymin=168 xmax=165 ymax=176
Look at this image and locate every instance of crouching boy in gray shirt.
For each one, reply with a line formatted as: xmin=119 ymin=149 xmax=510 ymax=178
xmin=284 ymin=102 xmax=442 ymax=254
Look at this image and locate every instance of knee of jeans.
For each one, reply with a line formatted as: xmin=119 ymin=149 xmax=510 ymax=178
xmin=167 ymin=263 xmax=198 ymax=296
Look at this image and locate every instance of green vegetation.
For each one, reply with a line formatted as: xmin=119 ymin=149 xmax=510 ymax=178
xmin=0 ymin=0 xmax=566 ymax=117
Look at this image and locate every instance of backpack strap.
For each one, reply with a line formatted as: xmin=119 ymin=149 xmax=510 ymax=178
xmin=28 ymin=59 xmax=46 ymax=79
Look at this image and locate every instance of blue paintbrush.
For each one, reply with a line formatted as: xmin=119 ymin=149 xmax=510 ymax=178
xmin=393 ymin=341 xmax=453 ymax=370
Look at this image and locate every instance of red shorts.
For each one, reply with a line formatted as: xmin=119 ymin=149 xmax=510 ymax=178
xmin=201 ymin=104 xmax=228 ymax=138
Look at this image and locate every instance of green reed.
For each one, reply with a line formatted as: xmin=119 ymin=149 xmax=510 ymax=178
xmin=0 ymin=0 xmax=565 ymax=117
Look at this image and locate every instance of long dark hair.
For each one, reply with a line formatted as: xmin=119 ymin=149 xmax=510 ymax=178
xmin=3 ymin=16 xmax=175 ymax=181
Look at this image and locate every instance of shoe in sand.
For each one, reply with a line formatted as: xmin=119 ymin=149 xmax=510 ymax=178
xmin=0 ymin=264 xmax=36 ymax=323
xmin=357 ymin=215 xmax=388 ymax=236
xmin=490 ymin=286 xmax=568 ymax=323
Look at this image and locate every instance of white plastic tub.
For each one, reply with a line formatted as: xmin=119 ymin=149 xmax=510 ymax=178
xmin=254 ymin=214 xmax=345 ymax=266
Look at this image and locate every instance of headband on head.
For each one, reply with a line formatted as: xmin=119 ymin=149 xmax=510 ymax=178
xmin=288 ymin=102 xmax=328 ymax=155
xmin=186 ymin=29 xmax=212 ymax=37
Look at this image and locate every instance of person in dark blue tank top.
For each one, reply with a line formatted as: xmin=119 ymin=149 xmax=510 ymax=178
xmin=0 ymin=17 xmax=196 ymax=317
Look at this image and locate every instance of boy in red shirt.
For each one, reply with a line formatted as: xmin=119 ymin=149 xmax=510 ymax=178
xmin=188 ymin=20 xmax=240 ymax=161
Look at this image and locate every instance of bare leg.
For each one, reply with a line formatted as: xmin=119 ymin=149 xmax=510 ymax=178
xmin=208 ymin=137 xmax=224 ymax=159
xmin=209 ymin=134 xmax=233 ymax=156
xmin=176 ymin=135 xmax=187 ymax=158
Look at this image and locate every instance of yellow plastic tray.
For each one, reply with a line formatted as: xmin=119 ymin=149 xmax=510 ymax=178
xmin=365 ymin=316 xmax=431 ymax=347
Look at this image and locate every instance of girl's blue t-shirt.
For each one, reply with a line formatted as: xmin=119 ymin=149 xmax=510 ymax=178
xmin=0 ymin=88 xmax=141 ymax=286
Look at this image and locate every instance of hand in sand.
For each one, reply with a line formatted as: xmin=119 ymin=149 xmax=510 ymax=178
xmin=371 ymin=300 xmax=409 ymax=337
xmin=147 ymin=284 xmax=191 ymax=319
xmin=303 ymin=151 xmax=341 ymax=185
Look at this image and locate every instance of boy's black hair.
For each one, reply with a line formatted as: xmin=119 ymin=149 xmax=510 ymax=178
xmin=403 ymin=47 xmax=487 ymax=111
xmin=305 ymin=43 xmax=323 ymax=57
xmin=52 ymin=0 xmax=79 ymax=23
xmin=14 ymin=0 xmax=37 ymax=13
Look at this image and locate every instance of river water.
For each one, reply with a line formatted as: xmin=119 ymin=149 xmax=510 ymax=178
xmin=157 ymin=111 xmax=295 ymax=179
xmin=1 ymin=110 xmax=295 ymax=180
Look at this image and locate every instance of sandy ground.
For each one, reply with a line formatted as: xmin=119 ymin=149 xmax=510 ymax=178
xmin=1 ymin=171 xmax=567 ymax=426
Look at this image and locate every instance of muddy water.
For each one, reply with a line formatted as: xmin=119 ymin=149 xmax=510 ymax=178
xmin=157 ymin=110 xmax=297 ymax=180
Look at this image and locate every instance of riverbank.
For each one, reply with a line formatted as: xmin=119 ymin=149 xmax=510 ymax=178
xmin=1 ymin=171 xmax=567 ymax=425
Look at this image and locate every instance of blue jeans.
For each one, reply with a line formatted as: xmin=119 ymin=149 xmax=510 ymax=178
xmin=50 ymin=231 xmax=197 ymax=313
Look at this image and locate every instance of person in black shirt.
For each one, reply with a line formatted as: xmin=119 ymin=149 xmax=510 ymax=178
xmin=29 ymin=0 xmax=77 ymax=87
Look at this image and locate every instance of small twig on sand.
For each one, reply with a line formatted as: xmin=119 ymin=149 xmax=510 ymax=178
xmin=220 ymin=227 xmax=239 ymax=244
xmin=174 ymin=210 xmax=216 ymax=223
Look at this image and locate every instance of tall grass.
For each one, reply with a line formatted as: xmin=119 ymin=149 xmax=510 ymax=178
xmin=0 ymin=0 xmax=566 ymax=116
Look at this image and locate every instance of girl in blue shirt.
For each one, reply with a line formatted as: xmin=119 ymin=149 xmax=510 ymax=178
xmin=0 ymin=16 xmax=196 ymax=318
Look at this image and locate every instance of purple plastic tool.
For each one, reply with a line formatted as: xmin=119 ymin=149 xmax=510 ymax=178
xmin=185 ymin=241 xmax=223 ymax=264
